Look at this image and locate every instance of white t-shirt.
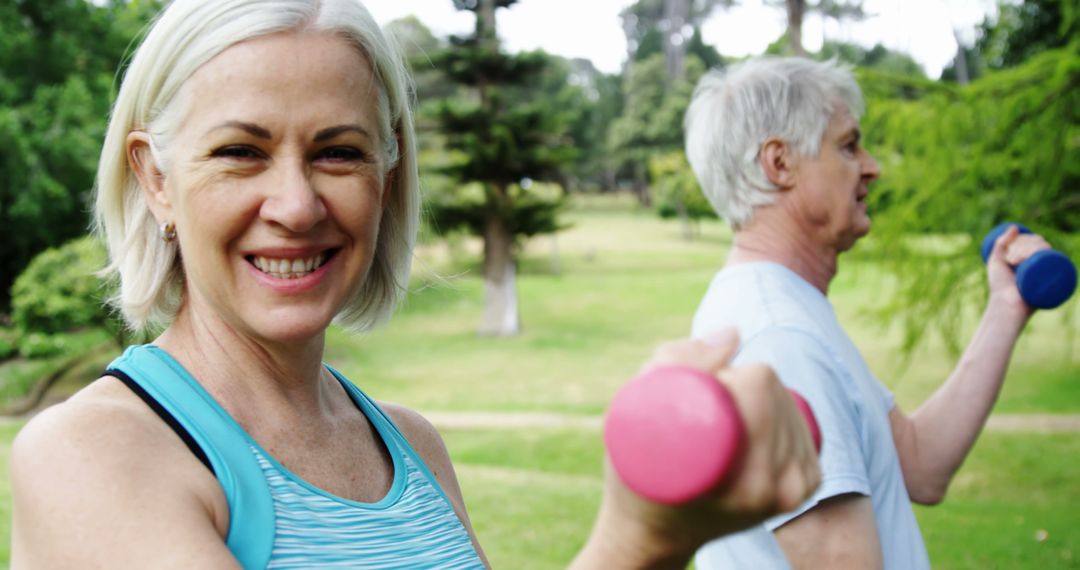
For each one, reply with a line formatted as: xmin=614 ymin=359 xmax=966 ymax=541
xmin=692 ymin=262 xmax=931 ymax=570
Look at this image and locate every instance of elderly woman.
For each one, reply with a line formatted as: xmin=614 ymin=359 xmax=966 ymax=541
xmin=9 ymin=1 xmax=819 ymax=568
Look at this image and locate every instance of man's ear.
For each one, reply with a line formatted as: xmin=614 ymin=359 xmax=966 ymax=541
xmin=759 ymin=137 xmax=798 ymax=189
xmin=127 ymin=131 xmax=173 ymax=222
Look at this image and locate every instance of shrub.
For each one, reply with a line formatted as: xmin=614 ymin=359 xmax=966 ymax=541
xmin=11 ymin=236 xmax=114 ymax=336
xmin=0 ymin=334 xmax=15 ymax=360
xmin=16 ymin=331 xmax=67 ymax=359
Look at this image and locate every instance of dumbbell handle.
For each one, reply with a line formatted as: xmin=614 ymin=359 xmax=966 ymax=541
xmin=604 ymin=365 xmax=821 ymax=506
xmin=981 ymin=223 xmax=1077 ymax=310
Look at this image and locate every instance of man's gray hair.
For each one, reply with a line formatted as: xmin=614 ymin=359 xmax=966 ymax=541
xmin=684 ymin=56 xmax=864 ymax=228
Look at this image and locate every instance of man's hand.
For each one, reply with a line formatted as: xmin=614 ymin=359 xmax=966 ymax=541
xmin=986 ymin=224 xmax=1052 ymax=317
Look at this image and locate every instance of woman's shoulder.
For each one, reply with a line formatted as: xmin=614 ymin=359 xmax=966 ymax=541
xmin=378 ymin=402 xmax=447 ymax=459
xmin=16 ymin=375 xmax=162 ymax=447
xmin=10 ymin=377 xmax=234 ymax=566
xmin=11 ymin=375 xmax=224 ymax=505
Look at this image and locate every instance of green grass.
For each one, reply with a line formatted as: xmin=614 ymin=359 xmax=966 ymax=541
xmin=329 ymin=201 xmax=1080 ymax=416
xmin=915 ymin=433 xmax=1080 ymax=569
xmin=0 ymin=421 xmax=23 ymax=569
xmin=0 ymin=329 xmax=117 ymax=409
xmin=441 ymin=426 xmax=1080 ymax=569
xmin=1 ymin=196 xmax=1077 ymax=567
xmin=444 ymin=427 xmax=604 ymax=568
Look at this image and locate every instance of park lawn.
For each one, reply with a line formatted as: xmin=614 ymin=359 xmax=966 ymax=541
xmin=439 ymin=426 xmax=1079 ymax=569
xmin=0 ymin=329 xmax=116 ymax=408
xmin=0 ymin=421 xmax=22 ymax=569
xmin=326 ymin=200 xmax=1080 ymax=416
xmin=914 ymin=432 xmax=1080 ymax=568
xmin=0 ymin=421 xmax=1074 ymax=569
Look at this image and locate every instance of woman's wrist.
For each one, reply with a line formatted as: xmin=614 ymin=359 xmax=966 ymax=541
xmin=571 ymin=491 xmax=700 ymax=570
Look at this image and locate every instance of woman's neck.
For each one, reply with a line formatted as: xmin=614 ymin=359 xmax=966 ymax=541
xmin=153 ymin=304 xmax=339 ymax=429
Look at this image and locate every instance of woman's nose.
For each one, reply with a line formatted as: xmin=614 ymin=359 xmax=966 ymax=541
xmin=260 ymin=163 xmax=327 ymax=233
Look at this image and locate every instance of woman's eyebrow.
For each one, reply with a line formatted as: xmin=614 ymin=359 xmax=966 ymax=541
xmin=314 ymin=124 xmax=372 ymax=143
xmin=205 ymin=120 xmax=272 ymax=139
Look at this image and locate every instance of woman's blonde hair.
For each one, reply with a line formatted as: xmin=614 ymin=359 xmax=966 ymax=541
xmin=94 ymin=0 xmax=418 ymax=332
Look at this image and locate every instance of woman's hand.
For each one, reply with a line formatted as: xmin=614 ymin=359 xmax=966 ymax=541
xmin=571 ymin=330 xmax=821 ymax=569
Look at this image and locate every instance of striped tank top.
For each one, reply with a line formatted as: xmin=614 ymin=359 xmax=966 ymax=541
xmin=106 ymin=344 xmax=485 ymax=569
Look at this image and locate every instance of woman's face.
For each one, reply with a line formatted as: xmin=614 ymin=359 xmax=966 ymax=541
xmin=135 ymin=31 xmax=389 ymax=345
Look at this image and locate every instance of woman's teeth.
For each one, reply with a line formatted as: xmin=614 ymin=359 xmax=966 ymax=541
xmin=252 ymin=253 xmax=326 ymax=279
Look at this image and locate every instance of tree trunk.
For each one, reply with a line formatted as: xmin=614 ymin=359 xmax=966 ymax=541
xmin=663 ymin=0 xmax=690 ymax=80
xmin=675 ymin=198 xmax=694 ymax=240
xmin=634 ymin=161 xmax=653 ymax=207
xmin=477 ymin=0 xmax=497 ymax=45
xmin=951 ymin=29 xmax=970 ymax=85
xmin=478 ymin=185 xmax=521 ymax=336
xmin=786 ymin=0 xmax=806 ymax=56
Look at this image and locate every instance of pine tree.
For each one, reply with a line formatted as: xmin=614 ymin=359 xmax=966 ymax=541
xmin=428 ymin=0 xmax=575 ymax=336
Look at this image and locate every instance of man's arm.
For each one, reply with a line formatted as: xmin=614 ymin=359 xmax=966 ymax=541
xmin=890 ymin=226 xmax=1045 ymax=504
xmin=775 ymin=493 xmax=884 ymax=569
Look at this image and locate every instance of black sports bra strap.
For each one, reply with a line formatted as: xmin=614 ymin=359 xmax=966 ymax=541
xmin=106 ymin=369 xmax=215 ymax=476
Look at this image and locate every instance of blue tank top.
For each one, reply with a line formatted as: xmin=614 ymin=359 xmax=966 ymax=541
xmin=106 ymin=344 xmax=485 ymax=569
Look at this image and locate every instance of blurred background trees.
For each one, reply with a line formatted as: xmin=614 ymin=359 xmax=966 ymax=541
xmin=0 ymin=0 xmax=161 ymax=313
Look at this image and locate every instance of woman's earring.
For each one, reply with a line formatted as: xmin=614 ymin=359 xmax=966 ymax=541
xmin=160 ymin=222 xmax=177 ymax=243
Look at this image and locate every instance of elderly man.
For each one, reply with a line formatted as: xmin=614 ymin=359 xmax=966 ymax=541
xmin=684 ymin=56 xmax=1051 ymax=569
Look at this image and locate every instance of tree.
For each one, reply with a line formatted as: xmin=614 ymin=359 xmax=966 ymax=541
xmin=612 ymin=0 xmax=724 ymax=207
xmin=861 ymin=44 xmax=1078 ymax=353
xmin=765 ymin=0 xmax=866 ymax=56
xmin=542 ymin=57 xmax=624 ymax=192
xmin=0 ymin=0 xmax=162 ymax=311
xmin=386 ymin=16 xmax=458 ymax=102
xmin=650 ymin=151 xmax=717 ymax=239
xmin=606 ymin=53 xmax=707 ymax=208
xmin=975 ymin=0 xmax=1073 ymax=70
xmin=620 ymin=0 xmax=730 ymax=76
xmin=942 ymin=0 xmax=1075 ymax=83
xmin=818 ymin=41 xmax=926 ymax=78
xmin=427 ymin=0 xmax=576 ymax=336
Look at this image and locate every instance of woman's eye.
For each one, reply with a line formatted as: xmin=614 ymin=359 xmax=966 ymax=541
xmin=212 ymin=145 xmax=263 ymax=160
xmin=317 ymin=146 xmax=366 ymax=162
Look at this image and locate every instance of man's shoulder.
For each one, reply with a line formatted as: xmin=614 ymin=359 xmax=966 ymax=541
xmin=694 ymin=263 xmax=828 ymax=340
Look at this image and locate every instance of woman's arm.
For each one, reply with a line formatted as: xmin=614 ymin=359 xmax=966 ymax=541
xmin=10 ymin=378 xmax=238 ymax=570
xmin=572 ymin=333 xmax=822 ymax=569
xmin=390 ymin=332 xmax=819 ymax=570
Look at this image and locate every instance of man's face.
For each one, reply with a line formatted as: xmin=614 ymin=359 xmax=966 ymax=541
xmin=791 ymin=108 xmax=880 ymax=253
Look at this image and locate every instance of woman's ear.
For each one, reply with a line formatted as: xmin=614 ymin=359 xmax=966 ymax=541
xmin=127 ymin=131 xmax=172 ymax=222
xmin=759 ymin=137 xmax=798 ymax=189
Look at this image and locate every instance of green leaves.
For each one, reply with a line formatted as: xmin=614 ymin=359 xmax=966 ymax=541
xmin=10 ymin=236 xmax=114 ymax=337
xmin=861 ymin=44 xmax=1079 ymax=354
xmin=650 ymin=151 xmax=717 ymax=224
xmin=0 ymin=0 xmax=162 ymax=310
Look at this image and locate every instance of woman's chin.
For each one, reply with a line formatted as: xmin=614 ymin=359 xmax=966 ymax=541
xmin=241 ymin=313 xmax=337 ymax=346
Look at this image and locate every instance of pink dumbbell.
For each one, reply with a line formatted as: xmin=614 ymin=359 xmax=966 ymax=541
xmin=604 ymin=365 xmax=822 ymax=505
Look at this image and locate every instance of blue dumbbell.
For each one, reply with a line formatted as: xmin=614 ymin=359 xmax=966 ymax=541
xmin=980 ymin=223 xmax=1077 ymax=310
